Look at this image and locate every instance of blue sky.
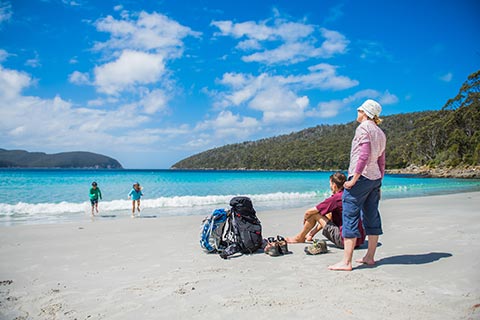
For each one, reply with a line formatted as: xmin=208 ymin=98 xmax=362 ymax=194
xmin=0 ymin=0 xmax=479 ymax=168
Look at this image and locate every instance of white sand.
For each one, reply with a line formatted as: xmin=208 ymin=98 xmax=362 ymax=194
xmin=1 ymin=192 xmax=479 ymax=320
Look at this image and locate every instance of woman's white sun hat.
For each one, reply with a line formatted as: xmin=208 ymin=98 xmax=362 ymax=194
xmin=357 ymin=99 xmax=382 ymax=119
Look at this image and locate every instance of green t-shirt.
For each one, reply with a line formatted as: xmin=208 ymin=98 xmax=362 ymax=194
xmin=89 ymin=187 xmax=102 ymax=200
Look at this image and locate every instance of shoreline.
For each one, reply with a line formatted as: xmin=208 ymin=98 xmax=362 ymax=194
xmin=386 ymin=165 xmax=480 ymax=179
xmin=2 ymin=185 xmax=480 ymax=228
xmin=3 ymin=166 xmax=478 ymax=179
xmin=1 ymin=192 xmax=479 ymax=319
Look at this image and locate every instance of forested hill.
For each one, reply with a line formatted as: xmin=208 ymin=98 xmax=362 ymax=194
xmin=172 ymin=70 xmax=480 ymax=171
xmin=0 ymin=149 xmax=123 ymax=169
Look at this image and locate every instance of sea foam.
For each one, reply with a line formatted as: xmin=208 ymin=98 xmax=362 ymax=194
xmin=0 ymin=191 xmax=320 ymax=218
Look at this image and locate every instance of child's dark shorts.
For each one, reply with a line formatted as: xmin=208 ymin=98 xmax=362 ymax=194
xmin=322 ymin=221 xmax=344 ymax=248
xmin=90 ymin=199 xmax=98 ymax=206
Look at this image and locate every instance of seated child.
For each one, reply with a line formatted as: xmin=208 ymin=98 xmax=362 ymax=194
xmin=286 ymin=172 xmax=365 ymax=249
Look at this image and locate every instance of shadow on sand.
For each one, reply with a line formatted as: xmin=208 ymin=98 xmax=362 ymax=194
xmin=357 ymin=252 xmax=452 ymax=269
xmin=376 ymin=252 xmax=452 ymax=265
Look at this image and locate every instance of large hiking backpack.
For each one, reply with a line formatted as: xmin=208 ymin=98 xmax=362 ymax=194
xmin=220 ymin=196 xmax=263 ymax=258
xmin=200 ymin=208 xmax=229 ymax=253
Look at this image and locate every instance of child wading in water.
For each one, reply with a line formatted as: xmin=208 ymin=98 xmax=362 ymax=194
xmin=128 ymin=182 xmax=143 ymax=217
xmin=89 ymin=182 xmax=102 ymax=216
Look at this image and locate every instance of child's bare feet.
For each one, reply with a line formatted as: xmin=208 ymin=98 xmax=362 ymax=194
xmin=328 ymin=261 xmax=352 ymax=271
xmin=286 ymin=236 xmax=305 ymax=243
xmin=305 ymin=231 xmax=316 ymax=242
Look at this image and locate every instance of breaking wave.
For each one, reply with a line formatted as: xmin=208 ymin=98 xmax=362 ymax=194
xmin=0 ymin=191 xmax=321 ymax=218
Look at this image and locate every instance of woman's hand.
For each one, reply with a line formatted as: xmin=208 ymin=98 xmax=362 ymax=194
xmin=344 ymin=173 xmax=361 ymax=189
xmin=344 ymin=180 xmax=356 ymax=189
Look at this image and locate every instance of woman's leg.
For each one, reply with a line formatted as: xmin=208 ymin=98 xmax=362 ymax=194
xmin=328 ymin=238 xmax=356 ymax=271
xmin=356 ymin=235 xmax=378 ymax=265
xmin=357 ymin=179 xmax=383 ymax=264
xmin=329 ymin=177 xmax=372 ymax=271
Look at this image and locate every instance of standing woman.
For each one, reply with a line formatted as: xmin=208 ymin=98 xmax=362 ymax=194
xmin=329 ymin=99 xmax=386 ymax=271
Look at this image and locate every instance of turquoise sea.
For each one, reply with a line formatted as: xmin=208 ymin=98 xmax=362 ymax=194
xmin=1 ymin=169 xmax=480 ymax=226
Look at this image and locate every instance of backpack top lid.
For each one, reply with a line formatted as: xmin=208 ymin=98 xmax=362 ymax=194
xmin=229 ymin=196 xmax=256 ymax=217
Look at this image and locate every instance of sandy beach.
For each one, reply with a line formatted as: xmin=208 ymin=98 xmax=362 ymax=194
xmin=1 ymin=192 xmax=479 ymax=320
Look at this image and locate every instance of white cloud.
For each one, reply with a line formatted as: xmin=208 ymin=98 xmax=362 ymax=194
xmin=378 ymin=90 xmax=399 ymax=105
xmin=196 ymin=110 xmax=260 ymax=139
xmin=183 ymin=138 xmax=211 ymax=149
xmin=0 ymin=10 xmax=209 ymax=160
xmin=358 ymin=40 xmax=393 ymax=62
xmin=211 ymin=19 xmax=313 ymax=42
xmin=145 ymin=124 xmax=190 ymax=137
xmin=211 ymin=14 xmax=349 ymax=65
xmin=440 ymin=72 xmax=453 ymax=82
xmin=236 ymin=39 xmax=262 ymax=50
xmin=25 ymin=57 xmax=41 ymax=68
xmin=93 ymin=50 xmax=165 ymax=95
xmin=0 ymin=1 xmax=12 ymax=25
xmin=215 ymin=65 xmax=357 ymax=118
xmin=0 ymin=65 xmax=32 ymax=100
xmin=78 ymin=9 xmax=202 ymax=116
xmin=0 ymin=64 xmax=166 ymax=153
xmin=315 ymin=100 xmax=343 ymax=118
xmin=140 ymin=89 xmax=169 ymax=114
xmin=0 ymin=49 xmax=8 ymax=62
xmin=284 ymin=63 xmax=358 ymax=90
xmin=218 ymin=72 xmax=251 ymax=88
xmin=69 ymin=56 xmax=79 ymax=64
xmin=249 ymin=86 xmax=309 ymax=124
xmin=87 ymin=96 xmax=118 ymax=107
xmin=69 ymin=71 xmax=90 ymax=85
xmin=63 ymin=0 xmax=81 ymax=6
xmin=0 ymin=94 xmax=164 ymax=152
xmin=94 ymin=11 xmax=201 ymax=57
xmin=317 ymin=28 xmax=349 ymax=58
xmin=308 ymin=89 xmax=399 ymax=118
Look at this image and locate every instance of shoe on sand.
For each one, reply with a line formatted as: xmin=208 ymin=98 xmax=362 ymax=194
xmin=265 ymin=244 xmax=282 ymax=257
xmin=264 ymin=238 xmax=282 ymax=257
xmin=276 ymin=235 xmax=292 ymax=254
xmin=304 ymin=239 xmax=328 ymax=255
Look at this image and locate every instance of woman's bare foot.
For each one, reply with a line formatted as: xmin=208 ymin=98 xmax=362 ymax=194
xmin=355 ymin=257 xmax=375 ymax=265
xmin=286 ymin=236 xmax=305 ymax=243
xmin=328 ymin=261 xmax=352 ymax=271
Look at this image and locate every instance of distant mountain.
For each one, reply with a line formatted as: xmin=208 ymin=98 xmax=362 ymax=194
xmin=0 ymin=149 xmax=123 ymax=169
xmin=171 ymin=112 xmax=431 ymax=170
xmin=172 ymin=70 xmax=480 ymax=171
